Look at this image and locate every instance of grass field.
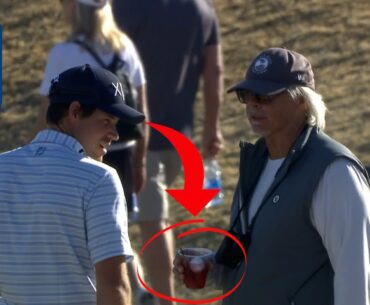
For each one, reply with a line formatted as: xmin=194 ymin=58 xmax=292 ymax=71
xmin=1 ymin=0 xmax=370 ymax=303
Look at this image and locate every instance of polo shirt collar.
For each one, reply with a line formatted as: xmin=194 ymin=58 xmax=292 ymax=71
xmin=32 ymin=129 xmax=86 ymax=157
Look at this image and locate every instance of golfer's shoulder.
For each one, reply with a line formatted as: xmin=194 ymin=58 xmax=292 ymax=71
xmin=79 ymin=156 xmax=120 ymax=184
xmin=0 ymin=146 xmax=26 ymax=163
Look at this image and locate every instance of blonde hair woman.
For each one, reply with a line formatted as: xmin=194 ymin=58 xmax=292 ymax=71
xmin=37 ymin=1 xmax=152 ymax=304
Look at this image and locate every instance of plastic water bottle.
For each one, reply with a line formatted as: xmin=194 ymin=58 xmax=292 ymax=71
xmin=158 ymin=163 xmax=166 ymax=186
xmin=128 ymin=193 xmax=139 ymax=223
xmin=203 ymin=159 xmax=224 ymax=208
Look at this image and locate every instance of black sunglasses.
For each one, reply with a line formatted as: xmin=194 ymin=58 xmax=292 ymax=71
xmin=236 ymin=90 xmax=284 ymax=105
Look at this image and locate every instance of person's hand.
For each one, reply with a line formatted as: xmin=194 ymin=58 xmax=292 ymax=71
xmin=172 ymin=252 xmax=186 ymax=283
xmin=202 ymin=127 xmax=224 ymax=159
xmin=173 ymin=249 xmax=215 ymax=288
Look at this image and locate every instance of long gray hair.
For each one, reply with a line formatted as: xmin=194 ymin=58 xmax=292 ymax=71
xmin=287 ymin=86 xmax=328 ymax=131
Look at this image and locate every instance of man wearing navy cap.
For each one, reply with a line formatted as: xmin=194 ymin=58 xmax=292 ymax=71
xmin=0 ymin=65 xmax=144 ymax=305
xmin=174 ymin=48 xmax=370 ymax=305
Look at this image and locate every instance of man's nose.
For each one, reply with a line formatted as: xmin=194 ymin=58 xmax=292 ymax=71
xmin=246 ymin=97 xmax=261 ymax=108
xmin=110 ymin=125 xmax=119 ymax=141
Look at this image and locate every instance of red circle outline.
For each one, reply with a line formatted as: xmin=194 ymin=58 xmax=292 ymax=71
xmin=137 ymin=219 xmax=247 ymax=304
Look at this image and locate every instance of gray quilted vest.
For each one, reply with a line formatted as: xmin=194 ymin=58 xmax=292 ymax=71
xmin=220 ymin=126 xmax=368 ymax=305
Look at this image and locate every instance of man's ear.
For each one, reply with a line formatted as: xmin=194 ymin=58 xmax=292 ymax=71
xmin=297 ymin=96 xmax=305 ymax=105
xmin=68 ymin=101 xmax=82 ymax=120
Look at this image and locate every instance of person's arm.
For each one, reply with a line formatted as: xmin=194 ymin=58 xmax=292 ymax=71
xmin=86 ymin=171 xmax=134 ymax=303
xmin=202 ymin=43 xmax=224 ymax=159
xmin=121 ymin=36 xmax=149 ymax=193
xmin=311 ymin=159 xmax=370 ymax=305
xmin=133 ymin=83 xmax=149 ymax=193
xmin=96 ymin=256 xmax=131 ymax=305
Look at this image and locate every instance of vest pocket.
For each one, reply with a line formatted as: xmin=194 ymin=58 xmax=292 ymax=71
xmin=288 ymin=259 xmax=333 ymax=305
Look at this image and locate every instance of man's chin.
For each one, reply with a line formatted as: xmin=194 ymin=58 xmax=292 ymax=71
xmin=249 ymin=125 xmax=269 ymax=137
xmin=89 ymin=151 xmax=105 ymax=162
xmin=97 ymin=147 xmax=108 ymax=162
xmin=250 ymin=128 xmax=265 ymax=137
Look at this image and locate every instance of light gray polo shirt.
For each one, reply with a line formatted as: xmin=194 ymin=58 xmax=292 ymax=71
xmin=0 ymin=129 xmax=133 ymax=305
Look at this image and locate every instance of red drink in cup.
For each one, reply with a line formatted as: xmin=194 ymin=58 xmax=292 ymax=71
xmin=177 ymin=247 xmax=213 ymax=289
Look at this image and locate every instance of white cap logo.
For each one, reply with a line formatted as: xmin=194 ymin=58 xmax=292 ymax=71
xmin=112 ymin=82 xmax=125 ymax=102
xmin=51 ymin=76 xmax=59 ymax=84
xmin=252 ymin=55 xmax=271 ymax=74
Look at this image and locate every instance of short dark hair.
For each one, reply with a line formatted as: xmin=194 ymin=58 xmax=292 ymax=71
xmin=46 ymin=101 xmax=96 ymax=125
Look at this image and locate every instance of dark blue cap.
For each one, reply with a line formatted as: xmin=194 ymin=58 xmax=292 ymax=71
xmin=227 ymin=47 xmax=315 ymax=95
xmin=48 ymin=64 xmax=145 ymax=124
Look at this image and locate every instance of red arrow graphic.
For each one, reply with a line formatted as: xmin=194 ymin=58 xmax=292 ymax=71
xmin=147 ymin=122 xmax=220 ymax=216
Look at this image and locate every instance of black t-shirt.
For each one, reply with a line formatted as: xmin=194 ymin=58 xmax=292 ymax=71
xmin=112 ymin=0 xmax=220 ymax=150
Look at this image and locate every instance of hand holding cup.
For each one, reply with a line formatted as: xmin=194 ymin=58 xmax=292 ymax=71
xmin=173 ymin=247 xmax=213 ymax=289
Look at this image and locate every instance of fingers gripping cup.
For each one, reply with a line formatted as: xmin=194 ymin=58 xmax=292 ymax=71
xmin=177 ymin=247 xmax=213 ymax=289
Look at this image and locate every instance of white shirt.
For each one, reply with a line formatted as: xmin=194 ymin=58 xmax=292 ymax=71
xmin=248 ymin=158 xmax=284 ymax=224
xmin=312 ymin=159 xmax=370 ymax=305
xmin=39 ymin=35 xmax=146 ymax=96
xmin=250 ymin=158 xmax=370 ymax=305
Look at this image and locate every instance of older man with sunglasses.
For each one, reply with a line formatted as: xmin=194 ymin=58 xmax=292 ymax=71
xmin=174 ymin=47 xmax=370 ymax=305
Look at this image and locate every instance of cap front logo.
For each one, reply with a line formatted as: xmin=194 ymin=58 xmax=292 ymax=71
xmin=51 ymin=75 xmax=59 ymax=84
xmin=297 ymin=74 xmax=306 ymax=82
xmin=112 ymin=82 xmax=125 ymax=102
xmin=91 ymin=0 xmax=106 ymax=5
xmin=252 ymin=55 xmax=271 ymax=74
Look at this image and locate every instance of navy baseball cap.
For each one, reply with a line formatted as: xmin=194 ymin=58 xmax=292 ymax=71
xmin=76 ymin=0 xmax=108 ymax=8
xmin=227 ymin=47 xmax=315 ymax=95
xmin=48 ymin=64 xmax=145 ymax=124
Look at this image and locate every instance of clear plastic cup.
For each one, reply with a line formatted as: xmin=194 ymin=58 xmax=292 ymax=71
xmin=177 ymin=247 xmax=213 ymax=289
